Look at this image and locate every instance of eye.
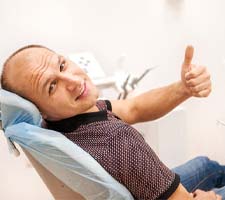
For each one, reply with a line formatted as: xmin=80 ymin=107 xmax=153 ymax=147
xmin=49 ymin=80 xmax=57 ymax=94
xmin=60 ymin=61 xmax=66 ymax=72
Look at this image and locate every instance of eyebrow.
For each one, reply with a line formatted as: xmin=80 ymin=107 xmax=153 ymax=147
xmin=41 ymin=55 xmax=61 ymax=94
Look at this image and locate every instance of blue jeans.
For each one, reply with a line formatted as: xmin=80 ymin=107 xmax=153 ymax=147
xmin=172 ymin=156 xmax=225 ymax=198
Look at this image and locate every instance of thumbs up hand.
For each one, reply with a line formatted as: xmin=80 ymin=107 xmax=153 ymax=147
xmin=181 ymin=46 xmax=211 ymax=97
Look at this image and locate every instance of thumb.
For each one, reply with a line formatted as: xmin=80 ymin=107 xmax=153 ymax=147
xmin=183 ymin=45 xmax=194 ymax=67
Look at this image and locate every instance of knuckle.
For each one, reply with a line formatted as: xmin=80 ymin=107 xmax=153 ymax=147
xmin=199 ymin=89 xmax=210 ymax=97
xmin=201 ymin=65 xmax=207 ymax=71
xmin=199 ymin=94 xmax=205 ymax=98
xmin=204 ymin=91 xmax=210 ymax=97
xmin=188 ymin=71 xmax=195 ymax=78
xmin=204 ymin=74 xmax=211 ymax=81
xmin=187 ymin=79 xmax=195 ymax=86
xmin=191 ymin=71 xmax=197 ymax=77
xmin=206 ymin=72 xmax=211 ymax=79
xmin=203 ymin=66 xmax=207 ymax=71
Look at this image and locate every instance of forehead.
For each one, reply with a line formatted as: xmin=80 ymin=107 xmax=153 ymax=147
xmin=19 ymin=47 xmax=56 ymax=65
xmin=6 ymin=47 xmax=55 ymax=73
xmin=10 ymin=47 xmax=59 ymax=76
xmin=6 ymin=47 xmax=58 ymax=92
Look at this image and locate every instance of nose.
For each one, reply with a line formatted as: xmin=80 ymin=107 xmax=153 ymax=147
xmin=60 ymin=73 xmax=82 ymax=92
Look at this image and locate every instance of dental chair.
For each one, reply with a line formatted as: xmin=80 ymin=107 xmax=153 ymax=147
xmin=0 ymin=89 xmax=134 ymax=200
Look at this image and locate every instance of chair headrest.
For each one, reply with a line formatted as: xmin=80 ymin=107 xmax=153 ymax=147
xmin=0 ymin=89 xmax=41 ymax=130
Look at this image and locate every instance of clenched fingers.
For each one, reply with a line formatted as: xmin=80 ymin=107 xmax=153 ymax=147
xmin=184 ymin=65 xmax=211 ymax=97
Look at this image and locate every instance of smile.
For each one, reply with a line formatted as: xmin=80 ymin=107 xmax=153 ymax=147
xmin=76 ymin=81 xmax=87 ymax=100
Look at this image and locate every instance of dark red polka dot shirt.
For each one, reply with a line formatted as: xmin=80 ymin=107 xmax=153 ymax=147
xmin=44 ymin=100 xmax=180 ymax=200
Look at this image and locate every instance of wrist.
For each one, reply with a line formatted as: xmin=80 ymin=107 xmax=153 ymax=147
xmin=175 ymin=81 xmax=192 ymax=99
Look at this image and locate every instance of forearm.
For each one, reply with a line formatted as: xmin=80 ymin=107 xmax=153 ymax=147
xmin=111 ymin=49 xmax=211 ymax=124
xmin=131 ymin=81 xmax=191 ymax=123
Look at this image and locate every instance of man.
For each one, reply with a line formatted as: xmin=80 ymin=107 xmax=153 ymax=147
xmin=0 ymin=44 xmax=223 ymax=200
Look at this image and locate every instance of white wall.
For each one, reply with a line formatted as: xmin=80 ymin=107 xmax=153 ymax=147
xmin=1 ymin=0 xmax=225 ymax=199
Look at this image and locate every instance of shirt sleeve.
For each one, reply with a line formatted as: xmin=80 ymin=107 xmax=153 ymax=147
xmin=104 ymin=100 xmax=112 ymax=111
xmin=102 ymin=124 xmax=180 ymax=200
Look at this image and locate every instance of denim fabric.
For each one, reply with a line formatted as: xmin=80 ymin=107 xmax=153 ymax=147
xmin=172 ymin=156 xmax=225 ymax=198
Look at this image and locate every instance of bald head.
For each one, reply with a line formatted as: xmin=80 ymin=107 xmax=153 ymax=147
xmin=1 ymin=45 xmax=52 ymax=97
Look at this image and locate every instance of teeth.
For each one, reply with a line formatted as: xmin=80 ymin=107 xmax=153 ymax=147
xmin=75 ymin=80 xmax=85 ymax=100
xmin=80 ymin=87 xmax=84 ymax=95
xmin=79 ymin=81 xmax=85 ymax=95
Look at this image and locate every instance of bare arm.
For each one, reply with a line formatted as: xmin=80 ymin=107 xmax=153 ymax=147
xmin=111 ymin=80 xmax=190 ymax=124
xmin=111 ymin=46 xmax=211 ymax=124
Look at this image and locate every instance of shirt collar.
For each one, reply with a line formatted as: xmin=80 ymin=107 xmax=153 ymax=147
xmin=45 ymin=110 xmax=108 ymax=132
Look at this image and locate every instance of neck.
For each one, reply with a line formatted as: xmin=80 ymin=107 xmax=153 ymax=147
xmin=84 ymin=105 xmax=99 ymax=113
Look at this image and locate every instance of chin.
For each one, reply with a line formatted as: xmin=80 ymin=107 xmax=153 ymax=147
xmin=89 ymin=96 xmax=98 ymax=106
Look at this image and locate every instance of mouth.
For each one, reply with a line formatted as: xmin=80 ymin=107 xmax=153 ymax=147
xmin=75 ymin=80 xmax=87 ymax=100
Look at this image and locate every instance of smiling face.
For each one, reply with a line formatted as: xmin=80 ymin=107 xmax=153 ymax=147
xmin=5 ymin=47 xmax=99 ymax=120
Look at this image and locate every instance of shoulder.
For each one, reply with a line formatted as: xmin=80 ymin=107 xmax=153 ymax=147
xmin=110 ymin=99 xmax=137 ymax=124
